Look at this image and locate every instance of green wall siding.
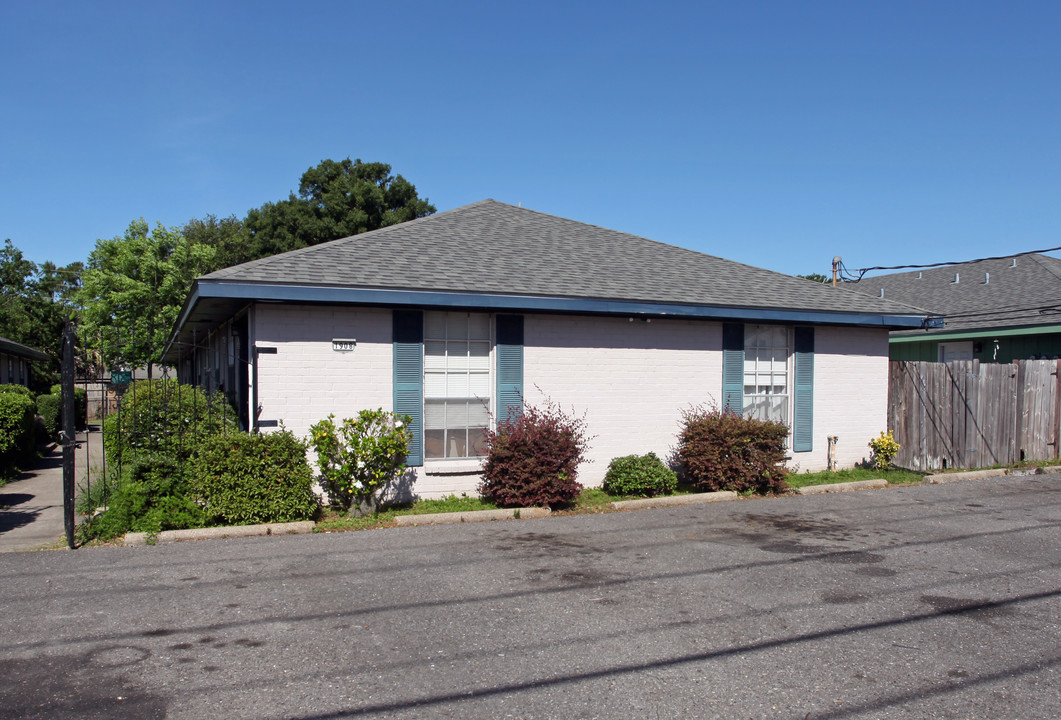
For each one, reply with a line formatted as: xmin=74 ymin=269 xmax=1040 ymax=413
xmin=889 ymin=331 xmax=1061 ymax=363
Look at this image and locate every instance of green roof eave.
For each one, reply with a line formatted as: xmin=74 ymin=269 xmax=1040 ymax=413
xmin=890 ymin=324 xmax=1061 ymax=343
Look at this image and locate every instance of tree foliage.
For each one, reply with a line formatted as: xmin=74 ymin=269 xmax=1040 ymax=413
xmin=180 ymin=214 xmax=246 ymax=271
xmin=78 ymin=220 xmax=216 ymax=371
xmin=240 ymin=158 xmax=435 ymax=263
xmin=0 ymin=239 xmax=80 ymax=385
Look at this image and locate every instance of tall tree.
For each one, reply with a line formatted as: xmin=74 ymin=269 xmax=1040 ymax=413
xmin=0 ymin=240 xmax=80 ymax=385
xmin=78 ymin=220 xmax=216 ymax=375
xmin=241 ymin=158 xmax=435 ymax=263
xmin=0 ymin=239 xmax=40 ymax=345
xmin=181 ymin=214 xmax=246 ymax=271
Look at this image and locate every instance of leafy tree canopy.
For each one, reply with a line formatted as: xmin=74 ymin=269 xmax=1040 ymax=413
xmin=0 ymin=240 xmax=80 ymax=384
xmin=180 ymin=213 xmax=245 ymax=271
xmin=78 ymin=220 xmax=216 ymax=373
xmin=239 ymin=158 xmax=435 ymax=264
xmin=798 ymin=273 xmax=829 ymax=284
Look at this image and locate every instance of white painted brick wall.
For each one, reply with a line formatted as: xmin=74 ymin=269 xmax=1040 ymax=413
xmin=253 ymin=305 xmax=393 ymax=436
xmin=524 ymin=315 xmax=723 ymax=488
xmin=801 ymin=325 xmax=891 ymax=473
xmin=250 ymin=304 xmax=892 ymax=499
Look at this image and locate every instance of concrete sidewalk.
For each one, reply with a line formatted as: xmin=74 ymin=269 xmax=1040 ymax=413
xmin=0 ymin=445 xmax=66 ymax=552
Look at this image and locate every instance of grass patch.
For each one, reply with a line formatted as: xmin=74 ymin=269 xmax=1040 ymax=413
xmin=392 ymin=493 xmax=497 ymax=515
xmin=75 ymin=468 xmax=121 ymax=515
xmin=785 ymin=467 xmax=924 ymax=488
xmin=313 ymin=494 xmax=500 ymax=532
xmin=314 ymin=508 xmax=398 ymax=533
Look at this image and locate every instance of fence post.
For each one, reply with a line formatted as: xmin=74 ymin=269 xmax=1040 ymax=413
xmin=1054 ymin=359 xmax=1061 ymax=460
xmin=61 ymin=321 xmax=76 ymax=549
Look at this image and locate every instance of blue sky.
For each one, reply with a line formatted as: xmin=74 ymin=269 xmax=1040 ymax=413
xmin=2 ymin=1 xmax=1059 ymax=278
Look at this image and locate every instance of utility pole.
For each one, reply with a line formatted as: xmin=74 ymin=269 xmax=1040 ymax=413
xmin=831 ymin=256 xmax=842 ymax=287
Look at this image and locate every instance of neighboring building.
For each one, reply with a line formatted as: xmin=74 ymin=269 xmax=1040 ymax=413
xmin=0 ymin=336 xmax=49 ymax=388
xmin=850 ymin=253 xmax=1061 ymax=363
xmin=163 ymin=200 xmax=933 ymax=496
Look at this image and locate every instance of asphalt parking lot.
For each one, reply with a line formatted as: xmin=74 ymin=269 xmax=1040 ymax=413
xmin=0 ymin=472 xmax=1058 ymax=719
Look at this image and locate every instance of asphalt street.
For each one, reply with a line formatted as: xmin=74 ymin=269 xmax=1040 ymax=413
xmin=0 ymin=473 xmax=1058 ymax=719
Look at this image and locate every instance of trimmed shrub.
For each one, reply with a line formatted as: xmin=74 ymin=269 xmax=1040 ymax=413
xmin=309 ymin=410 xmax=411 ymax=515
xmin=478 ymin=401 xmax=590 ymax=508
xmin=191 ymin=429 xmax=319 ymax=525
xmin=0 ymin=391 xmax=37 ymax=477
xmin=50 ymin=384 xmax=87 ymax=430
xmin=79 ymin=453 xmax=209 ymax=542
xmin=103 ymin=379 xmax=236 ymax=465
xmin=37 ymin=394 xmax=61 ymax=439
xmin=673 ymin=405 xmax=789 ymax=494
xmin=603 ymin=452 xmax=677 ymax=497
xmin=0 ymin=385 xmax=34 ymax=399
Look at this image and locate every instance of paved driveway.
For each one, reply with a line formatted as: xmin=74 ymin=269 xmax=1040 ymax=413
xmin=0 ymin=473 xmax=1058 ymax=719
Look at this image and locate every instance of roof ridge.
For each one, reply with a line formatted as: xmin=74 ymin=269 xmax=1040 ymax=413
xmin=1027 ymin=253 xmax=1061 ymax=283
xmin=202 ymin=200 xmax=503 ymax=278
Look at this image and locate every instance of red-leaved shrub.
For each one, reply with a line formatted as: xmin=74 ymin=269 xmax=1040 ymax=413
xmin=478 ymin=401 xmax=590 ymax=508
xmin=673 ymin=405 xmax=789 ymax=494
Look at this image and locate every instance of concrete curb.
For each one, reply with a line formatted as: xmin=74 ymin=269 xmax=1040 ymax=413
xmin=795 ymin=479 xmax=889 ymax=494
xmin=123 ymin=521 xmax=316 ymax=546
xmin=923 ymin=468 xmax=1008 ymax=484
xmin=610 ymin=491 xmax=738 ymax=510
xmin=394 ymin=507 xmax=551 ymax=526
xmin=115 ymin=466 xmax=1051 ymax=547
xmin=1007 ymin=467 xmax=1042 ymax=477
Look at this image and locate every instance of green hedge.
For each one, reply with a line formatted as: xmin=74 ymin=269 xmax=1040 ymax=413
xmin=103 ymin=379 xmax=236 ymax=464
xmin=0 ymin=390 xmax=37 ymax=477
xmin=37 ymin=394 xmax=61 ymax=439
xmin=79 ymin=453 xmax=209 ymax=542
xmin=191 ymin=430 xmax=319 ymax=525
xmin=49 ymin=385 xmax=87 ymax=430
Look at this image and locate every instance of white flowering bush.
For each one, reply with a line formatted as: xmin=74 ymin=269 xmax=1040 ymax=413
xmin=309 ymin=409 xmax=412 ymax=516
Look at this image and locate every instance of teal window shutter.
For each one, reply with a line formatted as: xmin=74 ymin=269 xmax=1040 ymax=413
xmin=393 ymin=310 xmax=424 ymax=466
xmin=793 ymin=326 xmax=814 ymax=452
xmin=495 ymin=315 xmax=524 ymax=423
xmin=722 ymin=323 xmax=744 ymax=413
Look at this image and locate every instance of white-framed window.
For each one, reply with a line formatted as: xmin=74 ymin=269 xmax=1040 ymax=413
xmin=424 ymin=311 xmax=492 ymax=459
xmin=938 ymin=341 xmax=973 ymax=363
xmin=743 ymin=325 xmax=790 ymax=424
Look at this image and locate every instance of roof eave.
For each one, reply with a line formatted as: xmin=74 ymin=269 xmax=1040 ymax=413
xmin=0 ymin=336 xmax=51 ymax=362
xmin=168 ymin=279 xmax=931 ymax=339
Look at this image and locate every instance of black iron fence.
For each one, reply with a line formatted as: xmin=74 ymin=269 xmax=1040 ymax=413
xmin=62 ymin=322 xmax=246 ymax=548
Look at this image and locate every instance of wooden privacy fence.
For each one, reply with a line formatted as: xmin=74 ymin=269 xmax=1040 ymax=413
xmin=888 ymin=359 xmax=1061 ymax=471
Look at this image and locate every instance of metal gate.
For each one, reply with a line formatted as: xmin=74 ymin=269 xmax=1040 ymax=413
xmin=60 ymin=321 xmax=243 ymax=548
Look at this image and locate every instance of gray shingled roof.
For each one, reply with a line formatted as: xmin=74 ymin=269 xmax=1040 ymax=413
xmin=849 ymin=253 xmax=1061 ymax=333
xmin=203 ymin=199 xmax=923 ymax=317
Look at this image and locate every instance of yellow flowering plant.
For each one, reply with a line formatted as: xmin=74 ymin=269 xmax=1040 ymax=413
xmin=868 ymin=430 xmax=901 ymax=471
xmin=309 ymin=409 xmax=412 ymax=516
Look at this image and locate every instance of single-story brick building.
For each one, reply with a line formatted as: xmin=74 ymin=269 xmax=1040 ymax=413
xmin=0 ymin=335 xmax=49 ymax=388
xmin=164 ymin=200 xmax=934 ymax=496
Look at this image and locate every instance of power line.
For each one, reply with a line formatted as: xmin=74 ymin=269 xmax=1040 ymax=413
xmin=841 ymin=245 xmax=1061 ymax=283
